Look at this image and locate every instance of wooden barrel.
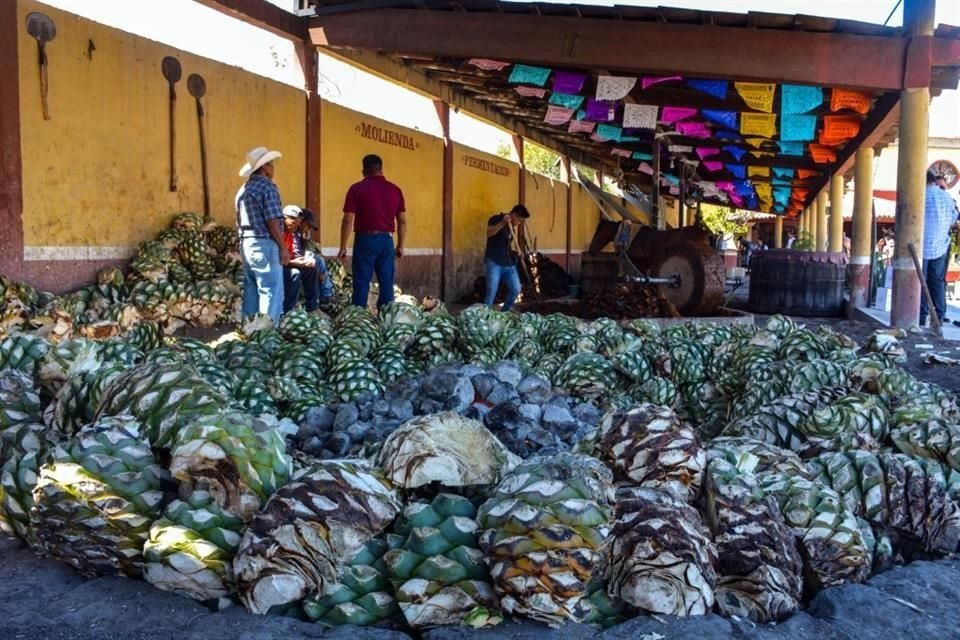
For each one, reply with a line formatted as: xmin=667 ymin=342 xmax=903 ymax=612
xmin=579 ymin=253 xmax=620 ymax=296
xmin=748 ymin=249 xmax=847 ymax=317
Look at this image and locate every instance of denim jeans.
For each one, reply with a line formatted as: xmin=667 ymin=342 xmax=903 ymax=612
xmin=352 ymin=233 xmax=395 ymax=308
xmin=920 ymin=250 xmax=949 ymax=324
xmin=283 ymin=266 xmax=320 ymax=313
xmin=241 ymin=236 xmax=283 ymax=325
xmin=316 ymin=255 xmax=334 ymax=299
xmin=484 ymin=260 xmax=522 ymax=311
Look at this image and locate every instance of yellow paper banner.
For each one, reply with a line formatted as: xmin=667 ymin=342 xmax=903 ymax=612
xmin=749 ymin=166 xmax=771 ymax=178
xmin=740 ymin=113 xmax=777 ymax=138
xmin=750 ymin=151 xmax=775 ymax=159
xmin=735 ymin=82 xmax=776 ymax=112
xmin=745 ymin=137 xmax=770 ymax=148
xmin=755 ymin=183 xmax=773 ymax=200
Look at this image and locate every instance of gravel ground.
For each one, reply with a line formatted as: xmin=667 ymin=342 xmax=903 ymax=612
xmin=2 ymin=535 xmax=960 ymax=640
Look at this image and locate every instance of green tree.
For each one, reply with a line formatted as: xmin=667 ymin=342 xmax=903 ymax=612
xmin=700 ymin=203 xmax=748 ymax=236
xmin=496 ymin=141 xmax=562 ymax=179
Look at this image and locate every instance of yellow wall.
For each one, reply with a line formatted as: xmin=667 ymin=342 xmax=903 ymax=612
xmin=524 ymin=171 xmax=567 ymax=253
xmin=17 ymin=0 xmax=305 ymax=250
xmin=452 ymin=143 xmax=519 ymax=298
xmin=317 ymin=102 xmax=443 ymax=251
xmin=571 ymin=182 xmax=602 ymax=251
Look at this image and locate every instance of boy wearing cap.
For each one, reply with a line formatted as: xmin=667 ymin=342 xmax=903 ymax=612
xmin=236 ymin=146 xmax=289 ymax=325
xmin=484 ymin=204 xmax=529 ymax=311
xmin=281 ymin=205 xmax=332 ymax=314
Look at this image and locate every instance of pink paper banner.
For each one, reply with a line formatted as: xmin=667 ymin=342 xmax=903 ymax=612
xmin=467 ymin=58 xmax=510 ymax=71
xmin=568 ymin=119 xmax=596 ymax=134
xmin=638 ymin=162 xmax=654 ymax=175
xmin=611 ymin=148 xmax=633 ymax=157
xmin=704 ymin=161 xmax=725 ymax=172
xmin=660 ymin=107 xmax=697 ymax=124
xmin=642 ymin=75 xmax=682 ymax=89
xmin=591 ymin=132 xmax=612 ymax=143
xmin=514 ymin=86 xmax=547 ymax=98
xmin=716 ymin=180 xmax=735 ymax=192
xmin=544 ymin=105 xmax=574 ymax=125
xmin=696 ymin=147 xmax=721 ymax=160
xmin=675 ymin=121 xmax=711 ymax=138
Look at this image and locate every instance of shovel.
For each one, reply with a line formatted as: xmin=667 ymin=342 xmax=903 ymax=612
xmin=161 ymin=57 xmax=182 ymax=192
xmin=908 ymin=242 xmax=943 ymax=337
xmin=188 ymin=74 xmax=211 ymax=221
xmin=25 ymin=12 xmax=56 ymax=121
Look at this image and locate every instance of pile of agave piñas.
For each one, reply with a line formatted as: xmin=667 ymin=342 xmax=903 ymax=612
xmin=2 ymin=280 xmax=960 ymax=630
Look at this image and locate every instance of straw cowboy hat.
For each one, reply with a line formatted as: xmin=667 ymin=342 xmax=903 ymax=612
xmin=239 ymin=146 xmax=282 ymax=177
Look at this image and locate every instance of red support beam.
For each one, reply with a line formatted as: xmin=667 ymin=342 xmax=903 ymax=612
xmin=434 ymin=100 xmax=454 ymax=301
xmin=196 ymin=0 xmax=306 ymax=40
xmin=513 ymin=135 xmax=525 ymax=206
xmin=297 ymin=42 xmax=322 ymax=238
xmin=307 ymin=9 xmax=959 ymax=91
xmin=0 ymin=0 xmax=24 ymax=281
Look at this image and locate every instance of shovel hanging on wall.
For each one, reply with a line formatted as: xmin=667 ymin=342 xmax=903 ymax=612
xmin=188 ymin=73 xmax=211 ymax=221
xmin=161 ymin=57 xmax=182 ymax=192
xmin=25 ymin=12 xmax=56 ymax=121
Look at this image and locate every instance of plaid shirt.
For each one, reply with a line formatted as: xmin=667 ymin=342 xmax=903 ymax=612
xmin=923 ymin=185 xmax=958 ymax=259
xmin=235 ymin=175 xmax=283 ymax=238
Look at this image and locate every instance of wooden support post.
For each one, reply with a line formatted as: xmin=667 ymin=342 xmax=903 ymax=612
xmin=297 ymin=42 xmax=322 ymax=240
xmin=0 ymin=0 xmax=24 ymax=281
xmin=653 ymin=140 xmax=663 ymax=229
xmin=849 ymin=147 xmax=875 ymax=313
xmin=773 ymin=215 xmax=784 ymax=249
xmin=678 ymin=170 xmax=686 ymax=228
xmin=892 ymin=0 xmax=936 ymax=328
xmin=816 ymin=190 xmax=828 ymax=251
xmin=561 ymin=156 xmax=572 ymax=268
xmin=829 ymin=173 xmax=845 ymax=253
xmin=435 ymin=100 xmax=454 ymax=301
xmin=513 ymin=134 xmax=525 ymax=205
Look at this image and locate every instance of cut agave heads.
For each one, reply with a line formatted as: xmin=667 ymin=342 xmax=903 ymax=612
xmin=376 ymin=412 xmax=520 ymax=488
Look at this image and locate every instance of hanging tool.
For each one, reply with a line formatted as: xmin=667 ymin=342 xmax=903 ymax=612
xmin=25 ymin=12 xmax=56 ymax=121
xmin=187 ymin=73 xmax=211 ymax=221
xmin=908 ymin=242 xmax=943 ymax=337
xmin=161 ymin=57 xmax=182 ymax=192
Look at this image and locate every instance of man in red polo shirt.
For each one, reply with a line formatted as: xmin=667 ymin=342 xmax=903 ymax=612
xmin=339 ymin=154 xmax=407 ymax=308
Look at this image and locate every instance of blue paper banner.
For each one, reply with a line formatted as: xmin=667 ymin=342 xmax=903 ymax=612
xmin=715 ymin=130 xmax=742 ymax=142
xmin=781 ymin=84 xmax=823 ymax=115
xmin=508 ymin=64 xmax=551 ymax=86
xmin=772 ymin=178 xmax=793 ymax=187
xmin=778 ymin=141 xmax=804 ymax=156
xmin=620 ymin=135 xmax=641 ymax=143
xmin=781 ymin=114 xmax=817 ymax=142
xmin=772 ymin=167 xmax=795 ymax=180
xmin=596 ymin=124 xmax=623 ymax=141
xmin=687 ymin=79 xmax=728 ymax=100
xmin=728 ymin=164 xmax=747 ymax=179
xmin=723 ymin=146 xmax=746 ymax=161
xmin=662 ymin=174 xmax=680 ymax=186
xmin=632 ymin=152 xmax=653 ymax=161
xmin=774 ymin=187 xmax=792 ymax=203
xmin=735 ymin=180 xmax=754 ymax=196
xmin=549 ymin=92 xmax=585 ymax=110
xmin=702 ymin=109 xmax=738 ymax=131
xmin=746 ymin=194 xmax=759 ymax=209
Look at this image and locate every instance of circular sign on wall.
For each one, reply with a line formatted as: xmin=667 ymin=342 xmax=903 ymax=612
xmin=929 ymin=159 xmax=959 ymax=189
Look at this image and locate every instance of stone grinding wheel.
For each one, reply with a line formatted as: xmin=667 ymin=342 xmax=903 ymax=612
xmin=652 ymin=240 xmax=725 ymax=316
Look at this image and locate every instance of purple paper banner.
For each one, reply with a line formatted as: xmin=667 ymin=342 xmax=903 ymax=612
xmin=585 ymin=99 xmax=618 ymax=122
xmin=704 ymin=161 xmax=725 ymax=172
xmin=552 ymin=70 xmax=587 ymax=95
xmin=675 ymin=121 xmax=711 ymax=138
xmin=696 ymin=147 xmax=721 ymax=160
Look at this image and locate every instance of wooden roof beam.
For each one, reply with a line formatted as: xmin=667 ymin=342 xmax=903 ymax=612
xmin=320 ymin=48 xmax=612 ymax=172
xmin=307 ymin=8 xmax=957 ymax=90
xmin=195 ymin=0 xmax=307 ymax=40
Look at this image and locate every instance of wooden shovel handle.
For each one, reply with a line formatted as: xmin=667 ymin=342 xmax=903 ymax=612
xmin=39 ymin=48 xmax=50 ymax=120
xmin=908 ymin=242 xmax=942 ymax=335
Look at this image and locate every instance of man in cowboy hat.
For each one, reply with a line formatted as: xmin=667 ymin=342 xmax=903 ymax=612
xmin=339 ymin=154 xmax=407 ymax=309
xmin=236 ymin=146 xmax=289 ymax=325
xmin=281 ymin=204 xmax=334 ymax=313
